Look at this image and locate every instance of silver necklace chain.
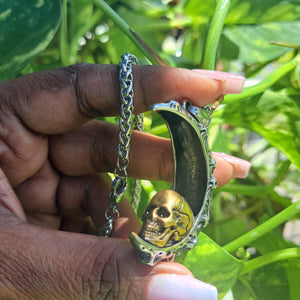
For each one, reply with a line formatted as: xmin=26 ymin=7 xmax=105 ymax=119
xmin=131 ymin=113 xmax=144 ymax=212
xmin=99 ymin=53 xmax=140 ymax=237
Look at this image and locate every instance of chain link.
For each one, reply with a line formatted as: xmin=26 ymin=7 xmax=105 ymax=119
xmin=131 ymin=113 xmax=144 ymax=212
xmin=99 ymin=53 xmax=138 ymax=237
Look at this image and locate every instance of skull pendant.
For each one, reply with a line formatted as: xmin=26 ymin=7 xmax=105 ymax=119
xmin=129 ymin=101 xmax=216 ymax=266
xmin=139 ymin=190 xmax=193 ymax=248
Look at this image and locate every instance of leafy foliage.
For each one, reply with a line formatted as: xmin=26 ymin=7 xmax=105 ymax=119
xmin=0 ymin=0 xmax=61 ymax=80
xmin=223 ymin=22 xmax=300 ymax=64
xmin=178 ymin=232 xmax=243 ymax=299
xmin=217 ymin=89 xmax=300 ymax=171
xmin=1 ymin=0 xmax=300 ymax=299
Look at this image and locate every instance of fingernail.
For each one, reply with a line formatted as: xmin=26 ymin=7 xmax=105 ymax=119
xmin=213 ymin=152 xmax=251 ymax=178
xmin=192 ymin=69 xmax=245 ymax=94
xmin=147 ymin=274 xmax=217 ymax=300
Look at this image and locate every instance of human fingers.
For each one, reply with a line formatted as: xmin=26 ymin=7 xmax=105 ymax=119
xmin=16 ymin=168 xmax=140 ymax=235
xmin=59 ymin=201 xmax=140 ymax=239
xmin=0 ymin=167 xmax=26 ymax=220
xmin=1 ymin=221 xmax=216 ymax=299
xmin=0 ymin=175 xmax=217 ymax=300
xmin=56 ymin=173 xmax=141 ymax=237
xmin=17 ymin=146 xmax=251 ymax=237
xmin=49 ymin=120 xmax=171 ymax=181
xmin=2 ymin=64 xmax=244 ymax=134
xmin=14 ymin=160 xmax=60 ymax=216
xmin=213 ymin=152 xmax=251 ymax=186
xmin=50 ymin=120 xmax=251 ymax=187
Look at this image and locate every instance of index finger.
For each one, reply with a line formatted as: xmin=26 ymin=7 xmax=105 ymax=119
xmin=2 ymin=64 xmax=244 ymax=134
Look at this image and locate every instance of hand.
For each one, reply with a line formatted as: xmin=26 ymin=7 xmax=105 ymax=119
xmin=0 ymin=64 xmax=249 ymax=299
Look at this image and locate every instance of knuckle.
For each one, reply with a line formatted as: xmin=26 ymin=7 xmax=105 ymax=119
xmin=79 ymin=242 xmax=135 ymax=300
xmin=91 ymin=130 xmax=111 ymax=174
xmin=62 ymin=64 xmax=101 ymax=119
xmin=85 ymin=248 xmax=116 ymax=299
xmin=90 ymin=123 xmax=117 ymax=173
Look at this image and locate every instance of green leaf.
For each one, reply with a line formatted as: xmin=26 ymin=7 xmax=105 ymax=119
xmin=217 ymin=90 xmax=300 ymax=171
xmin=223 ymin=22 xmax=300 ymax=64
xmin=0 ymin=0 xmax=61 ymax=80
xmin=181 ymin=27 xmax=207 ymax=67
xmin=209 ymin=125 xmax=229 ymax=153
xmin=69 ymin=0 xmax=94 ymax=39
xmin=179 ymin=232 xmax=243 ymax=299
xmin=226 ymin=0 xmax=300 ymax=24
xmin=203 ymin=194 xmax=248 ymax=246
xmin=233 ymin=279 xmax=257 ymax=300
xmin=68 ymin=0 xmax=103 ymax=63
xmin=236 ymin=258 xmax=300 ymax=300
xmin=205 ymin=218 xmax=247 ymax=247
xmin=183 ymin=0 xmax=216 ymax=19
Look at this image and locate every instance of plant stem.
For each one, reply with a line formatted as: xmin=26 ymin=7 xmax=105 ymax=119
xmin=224 ymin=58 xmax=297 ymax=103
xmin=241 ymin=247 xmax=300 ymax=274
xmin=135 ymin=17 xmax=193 ymax=31
xmin=219 ymin=183 xmax=267 ymax=196
xmin=60 ymin=0 xmax=69 ymax=66
xmin=270 ymin=191 xmax=292 ymax=208
xmin=202 ymin=0 xmax=231 ymax=70
xmin=93 ymin=0 xmax=163 ymax=65
xmin=269 ymin=160 xmax=291 ymax=190
xmin=69 ymin=10 xmax=103 ymax=63
xmin=220 ymin=161 xmax=291 ymax=203
xmin=223 ymin=200 xmax=300 ymax=254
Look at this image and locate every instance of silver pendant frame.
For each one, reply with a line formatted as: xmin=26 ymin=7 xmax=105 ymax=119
xmin=129 ymin=100 xmax=217 ymax=266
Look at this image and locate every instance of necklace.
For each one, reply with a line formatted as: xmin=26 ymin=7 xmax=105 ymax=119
xmin=100 ymin=53 xmax=216 ymax=266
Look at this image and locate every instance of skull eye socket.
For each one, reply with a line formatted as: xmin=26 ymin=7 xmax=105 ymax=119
xmin=157 ymin=207 xmax=170 ymax=218
xmin=142 ymin=205 xmax=154 ymax=221
xmin=144 ymin=205 xmax=155 ymax=215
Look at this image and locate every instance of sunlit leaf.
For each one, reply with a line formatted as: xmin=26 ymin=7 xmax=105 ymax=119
xmin=204 ymin=218 xmax=247 ymax=246
xmin=183 ymin=0 xmax=216 ymax=19
xmin=179 ymin=232 xmax=243 ymax=299
xmin=226 ymin=0 xmax=300 ymax=24
xmin=217 ymin=90 xmax=300 ymax=171
xmin=69 ymin=0 xmax=94 ymax=38
xmin=232 ymin=279 xmax=257 ymax=300
xmin=0 ymin=0 xmax=61 ymax=80
xmin=223 ymin=22 xmax=300 ymax=64
xmin=236 ymin=258 xmax=300 ymax=300
xmin=181 ymin=28 xmax=207 ymax=67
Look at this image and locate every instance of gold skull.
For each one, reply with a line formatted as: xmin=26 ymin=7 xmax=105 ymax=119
xmin=138 ymin=190 xmax=194 ymax=248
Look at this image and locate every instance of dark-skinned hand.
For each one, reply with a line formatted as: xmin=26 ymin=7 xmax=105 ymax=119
xmin=0 ymin=64 xmax=249 ymax=300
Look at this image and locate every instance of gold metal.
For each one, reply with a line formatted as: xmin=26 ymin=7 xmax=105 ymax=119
xmin=139 ymin=190 xmax=193 ymax=248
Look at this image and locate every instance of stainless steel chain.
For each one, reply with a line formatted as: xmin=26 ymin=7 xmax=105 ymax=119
xmin=99 ymin=53 xmax=140 ymax=237
xmin=131 ymin=113 xmax=144 ymax=212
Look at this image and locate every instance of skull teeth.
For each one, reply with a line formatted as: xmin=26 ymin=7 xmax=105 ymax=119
xmin=144 ymin=228 xmax=160 ymax=237
xmin=141 ymin=222 xmax=162 ymax=238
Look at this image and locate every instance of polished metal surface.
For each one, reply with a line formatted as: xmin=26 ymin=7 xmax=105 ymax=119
xmin=129 ymin=101 xmax=217 ymax=266
xmin=100 ymin=53 xmax=138 ymax=237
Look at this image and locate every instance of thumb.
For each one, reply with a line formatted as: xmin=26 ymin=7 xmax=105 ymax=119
xmin=0 ymin=170 xmax=217 ymax=300
xmin=1 ymin=218 xmax=217 ymax=299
